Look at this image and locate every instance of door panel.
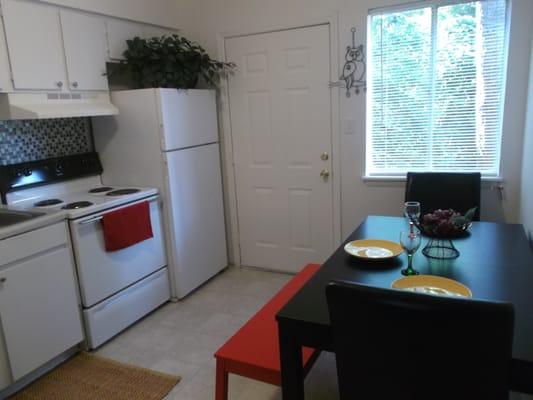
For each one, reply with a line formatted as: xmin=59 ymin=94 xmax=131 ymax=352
xmin=226 ymin=24 xmax=334 ymax=272
xmin=61 ymin=10 xmax=109 ymax=91
xmin=1 ymin=0 xmax=66 ymax=90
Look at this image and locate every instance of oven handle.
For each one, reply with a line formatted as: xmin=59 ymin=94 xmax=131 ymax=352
xmin=75 ymin=195 xmax=159 ymax=226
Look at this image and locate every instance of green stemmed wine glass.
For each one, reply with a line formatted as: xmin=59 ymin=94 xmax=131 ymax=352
xmin=400 ymin=228 xmax=421 ymax=276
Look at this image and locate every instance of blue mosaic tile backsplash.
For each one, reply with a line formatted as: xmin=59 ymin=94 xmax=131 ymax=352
xmin=0 ymin=118 xmax=92 ymax=166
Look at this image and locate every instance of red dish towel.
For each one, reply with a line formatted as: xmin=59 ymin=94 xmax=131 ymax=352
xmin=101 ymin=201 xmax=153 ymax=252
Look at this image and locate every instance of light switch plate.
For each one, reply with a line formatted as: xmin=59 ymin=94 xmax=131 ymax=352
xmin=344 ymin=118 xmax=356 ymax=135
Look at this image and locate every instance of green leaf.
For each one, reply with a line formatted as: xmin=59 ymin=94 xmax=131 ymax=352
xmin=119 ymin=32 xmax=235 ymax=89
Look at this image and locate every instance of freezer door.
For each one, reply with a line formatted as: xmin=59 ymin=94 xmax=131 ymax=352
xmin=164 ymin=143 xmax=228 ymax=298
xmin=158 ymin=89 xmax=219 ymax=151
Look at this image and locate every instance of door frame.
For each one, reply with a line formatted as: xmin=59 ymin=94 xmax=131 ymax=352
xmin=217 ymin=15 xmax=342 ymax=267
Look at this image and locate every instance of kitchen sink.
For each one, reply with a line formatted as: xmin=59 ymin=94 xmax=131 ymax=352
xmin=0 ymin=210 xmax=46 ymax=228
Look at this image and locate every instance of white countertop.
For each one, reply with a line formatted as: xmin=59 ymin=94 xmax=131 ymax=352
xmin=0 ymin=206 xmax=67 ymax=241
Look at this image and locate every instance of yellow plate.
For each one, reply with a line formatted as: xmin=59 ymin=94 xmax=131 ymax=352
xmin=391 ymin=275 xmax=472 ymax=298
xmin=344 ymin=239 xmax=403 ymax=260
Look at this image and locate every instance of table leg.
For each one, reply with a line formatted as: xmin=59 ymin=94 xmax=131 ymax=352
xmin=278 ymin=321 xmax=305 ymax=400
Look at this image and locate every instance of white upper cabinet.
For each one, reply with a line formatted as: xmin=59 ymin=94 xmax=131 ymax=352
xmin=60 ymin=10 xmax=109 ymax=91
xmin=144 ymin=25 xmax=175 ymax=39
xmin=106 ymin=19 xmax=176 ymax=61
xmin=1 ymin=0 xmax=67 ymax=91
xmin=106 ymin=19 xmax=145 ymax=60
xmin=0 ymin=0 xmax=177 ymax=91
xmin=0 ymin=17 xmax=12 ymax=92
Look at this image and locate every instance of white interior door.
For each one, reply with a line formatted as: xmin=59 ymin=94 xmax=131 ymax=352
xmin=226 ymin=24 xmax=334 ymax=272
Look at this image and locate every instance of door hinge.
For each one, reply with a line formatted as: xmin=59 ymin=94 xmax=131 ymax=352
xmin=328 ymin=81 xmax=346 ymax=88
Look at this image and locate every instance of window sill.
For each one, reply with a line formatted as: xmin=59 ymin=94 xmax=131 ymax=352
xmin=362 ymin=175 xmax=503 ymax=183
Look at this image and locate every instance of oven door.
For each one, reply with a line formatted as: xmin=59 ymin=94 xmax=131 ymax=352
xmin=70 ymin=196 xmax=167 ymax=307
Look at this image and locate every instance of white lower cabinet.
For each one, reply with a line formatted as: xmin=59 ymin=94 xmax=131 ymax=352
xmin=0 ymin=222 xmax=83 ymax=382
xmin=0 ymin=327 xmax=11 ymax=391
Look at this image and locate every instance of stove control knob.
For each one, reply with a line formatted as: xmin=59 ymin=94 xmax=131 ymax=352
xmin=23 ymin=168 xmax=32 ymax=177
xmin=55 ymin=162 xmax=64 ymax=174
xmin=11 ymin=168 xmax=22 ymax=178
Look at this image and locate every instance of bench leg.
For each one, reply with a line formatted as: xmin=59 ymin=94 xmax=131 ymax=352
xmin=216 ymin=359 xmax=229 ymax=400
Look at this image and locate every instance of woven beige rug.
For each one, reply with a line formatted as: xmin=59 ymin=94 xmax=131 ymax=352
xmin=10 ymin=352 xmax=181 ymax=400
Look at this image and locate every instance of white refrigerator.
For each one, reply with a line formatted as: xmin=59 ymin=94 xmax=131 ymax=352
xmin=92 ymin=89 xmax=228 ymax=299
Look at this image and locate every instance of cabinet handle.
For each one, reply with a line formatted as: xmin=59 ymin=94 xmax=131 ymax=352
xmin=72 ymin=81 xmax=79 ymax=88
xmin=56 ymin=81 xmax=63 ymax=88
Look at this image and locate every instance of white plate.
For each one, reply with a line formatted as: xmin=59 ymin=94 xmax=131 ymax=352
xmin=344 ymin=239 xmax=403 ymax=260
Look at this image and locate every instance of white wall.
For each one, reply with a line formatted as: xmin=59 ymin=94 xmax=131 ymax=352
xmin=520 ymin=38 xmax=533 ymax=246
xmin=176 ymin=0 xmax=533 ymax=241
xmin=42 ymin=0 xmax=191 ymax=27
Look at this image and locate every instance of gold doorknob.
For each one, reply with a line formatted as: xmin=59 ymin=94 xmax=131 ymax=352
xmin=321 ymin=152 xmax=329 ymax=161
xmin=320 ymin=169 xmax=330 ymax=180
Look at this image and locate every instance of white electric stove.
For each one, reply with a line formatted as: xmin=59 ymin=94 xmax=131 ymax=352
xmin=6 ymin=175 xmax=158 ymax=218
xmin=0 ymin=153 xmax=170 ymax=349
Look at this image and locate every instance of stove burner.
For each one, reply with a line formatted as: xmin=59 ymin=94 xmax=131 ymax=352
xmin=106 ymin=189 xmax=140 ymax=196
xmin=62 ymin=201 xmax=94 ymax=210
xmin=89 ymin=187 xmax=114 ymax=193
xmin=34 ymin=199 xmax=63 ymax=207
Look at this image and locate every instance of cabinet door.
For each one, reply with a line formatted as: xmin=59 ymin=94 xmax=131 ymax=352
xmin=61 ymin=10 xmax=108 ymax=91
xmin=0 ymin=17 xmax=12 ymax=92
xmin=106 ymin=19 xmax=145 ymax=60
xmin=143 ymin=25 xmax=175 ymax=39
xmin=0 ymin=327 xmax=11 ymax=392
xmin=0 ymin=245 xmax=83 ymax=380
xmin=1 ymin=0 xmax=66 ymax=90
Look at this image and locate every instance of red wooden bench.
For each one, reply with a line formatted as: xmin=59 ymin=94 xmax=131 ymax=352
xmin=214 ymin=264 xmax=321 ymax=400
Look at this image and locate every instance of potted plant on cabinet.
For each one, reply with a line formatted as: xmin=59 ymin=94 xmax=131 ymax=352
xmin=118 ymin=34 xmax=235 ymax=89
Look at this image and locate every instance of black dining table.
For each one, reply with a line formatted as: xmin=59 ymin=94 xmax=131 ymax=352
xmin=276 ymin=215 xmax=533 ymax=399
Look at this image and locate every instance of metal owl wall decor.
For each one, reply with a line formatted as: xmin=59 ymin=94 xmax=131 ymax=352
xmin=340 ymin=28 xmax=366 ymax=97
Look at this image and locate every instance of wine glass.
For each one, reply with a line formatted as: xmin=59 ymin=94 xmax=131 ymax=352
xmin=400 ymin=228 xmax=421 ymax=276
xmin=404 ymin=201 xmax=421 ymax=225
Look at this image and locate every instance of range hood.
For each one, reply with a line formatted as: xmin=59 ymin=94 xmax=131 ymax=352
xmin=0 ymin=92 xmax=119 ymax=120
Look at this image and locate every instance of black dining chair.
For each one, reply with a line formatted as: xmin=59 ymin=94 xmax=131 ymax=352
xmin=405 ymin=172 xmax=481 ymax=220
xmin=326 ymin=281 xmax=514 ymax=400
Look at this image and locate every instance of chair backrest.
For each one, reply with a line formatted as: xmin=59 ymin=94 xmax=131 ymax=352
xmin=326 ymin=281 xmax=514 ymax=400
xmin=405 ymin=172 xmax=481 ymax=221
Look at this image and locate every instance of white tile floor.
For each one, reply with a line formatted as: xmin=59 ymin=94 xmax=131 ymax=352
xmin=96 ymin=266 xmax=340 ymax=400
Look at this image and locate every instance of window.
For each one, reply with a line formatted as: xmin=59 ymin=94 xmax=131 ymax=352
xmin=366 ymin=0 xmax=508 ymax=178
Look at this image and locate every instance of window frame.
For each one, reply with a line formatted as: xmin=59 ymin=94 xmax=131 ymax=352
xmin=364 ymin=0 xmax=510 ymax=181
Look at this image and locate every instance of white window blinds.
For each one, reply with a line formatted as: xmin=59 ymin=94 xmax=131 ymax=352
xmin=366 ymin=0 xmax=508 ymax=177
